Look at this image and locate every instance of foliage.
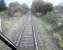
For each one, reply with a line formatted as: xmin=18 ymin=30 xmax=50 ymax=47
xmin=45 ymin=3 xmax=53 ymax=12
xmin=8 ymin=2 xmax=29 ymax=16
xmin=42 ymin=12 xmax=63 ymax=48
xmin=8 ymin=2 xmax=20 ymax=16
xmin=0 ymin=0 xmax=6 ymax=11
xmin=0 ymin=11 xmax=8 ymax=16
xmin=31 ymin=1 xmax=53 ymax=15
xmin=53 ymin=32 xmax=63 ymax=48
xmin=1 ymin=17 xmax=13 ymax=33
xmin=21 ymin=3 xmax=29 ymax=14
xmin=42 ymin=12 xmax=58 ymax=25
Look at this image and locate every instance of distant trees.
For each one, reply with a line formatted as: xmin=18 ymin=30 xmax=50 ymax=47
xmin=0 ymin=0 xmax=6 ymax=11
xmin=54 ymin=5 xmax=63 ymax=13
xmin=31 ymin=1 xmax=53 ymax=15
xmin=21 ymin=3 xmax=29 ymax=14
xmin=45 ymin=3 xmax=53 ymax=12
xmin=8 ymin=2 xmax=21 ymax=16
xmin=8 ymin=2 xmax=29 ymax=16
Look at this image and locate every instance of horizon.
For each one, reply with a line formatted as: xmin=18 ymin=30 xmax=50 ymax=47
xmin=5 ymin=0 xmax=63 ymax=7
xmin=5 ymin=0 xmax=33 ymax=7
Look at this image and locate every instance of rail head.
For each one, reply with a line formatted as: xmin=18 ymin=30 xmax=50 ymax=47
xmin=32 ymin=26 xmax=39 ymax=50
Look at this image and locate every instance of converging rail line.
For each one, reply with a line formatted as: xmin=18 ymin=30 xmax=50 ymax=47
xmin=15 ymin=16 xmax=38 ymax=50
xmin=0 ymin=15 xmax=38 ymax=50
xmin=0 ymin=13 xmax=59 ymax=50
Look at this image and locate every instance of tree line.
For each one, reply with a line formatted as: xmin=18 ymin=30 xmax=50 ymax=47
xmin=0 ymin=0 xmax=53 ymax=12
xmin=31 ymin=1 xmax=53 ymax=15
xmin=0 ymin=0 xmax=6 ymax=11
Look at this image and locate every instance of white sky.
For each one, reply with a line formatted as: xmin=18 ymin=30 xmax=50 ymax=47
xmin=5 ymin=0 xmax=33 ymax=7
xmin=5 ymin=0 xmax=63 ymax=7
xmin=44 ymin=0 xmax=63 ymax=6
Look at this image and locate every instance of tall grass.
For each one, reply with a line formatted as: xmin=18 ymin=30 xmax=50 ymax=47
xmin=41 ymin=12 xmax=63 ymax=48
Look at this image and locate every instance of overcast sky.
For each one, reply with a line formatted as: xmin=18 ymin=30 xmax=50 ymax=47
xmin=44 ymin=0 xmax=63 ymax=6
xmin=5 ymin=0 xmax=63 ymax=7
xmin=5 ymin=0 xmax=33 ymax=7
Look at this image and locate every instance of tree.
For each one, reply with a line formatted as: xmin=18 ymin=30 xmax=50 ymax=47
xmin=8 ymin=2 xmax=29 ymax=16
xmin=8 ymin=2 xmax=22 ymax=16
xmin=0 ymin=0 xmax=6 ymax=11
xmin=45 ymin=3 xmax=53 ymax=12
xmin=31 ymin=1 xmax=53 ymax=15
xmin=21 ymin=3 xmax=29 ymax=14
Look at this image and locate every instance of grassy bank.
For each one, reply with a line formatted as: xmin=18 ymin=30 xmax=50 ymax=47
xmin=1 ymin=17 xmax=13 ymax=33
xmin=41 ymin=12 xmax=63 ymax=48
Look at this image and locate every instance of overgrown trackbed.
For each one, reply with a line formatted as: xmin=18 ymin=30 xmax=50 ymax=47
xmin=1 ymin=13 xmax=60 ymax=50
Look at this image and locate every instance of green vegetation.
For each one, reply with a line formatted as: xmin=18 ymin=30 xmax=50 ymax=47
xmin=0 ymin=11 xmax=8 ymax=16
xmin=0 ymin=11 xmax=12 ymax=33
xmin=41 ymin=12 xmax=63 ymax=29
xmin=53 ymin=32 xmax=63 ymax=48
xmin=8 ymin=2 xmax=29 ymax=17
xmin=0 ymin=0 xmax=6 ymax=11
xmin=31 ymin=1 xmax=53 ymax=15
xmin=41 ymin=12 xmax=63 ymax=48
xmin=1 ymin=17 xmax=13 ymax=33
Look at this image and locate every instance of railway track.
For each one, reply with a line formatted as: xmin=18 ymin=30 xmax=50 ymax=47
xmin=0 ymin=13 xmax=59 ymax=50
xmin=15 ymin=16 xmax=38 ymax=50
xmin=0 ymin=15 xmax=38 ymax=50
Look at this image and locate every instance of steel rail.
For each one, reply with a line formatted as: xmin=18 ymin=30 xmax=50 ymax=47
xmin=32 ymin=26 xmax=39 ymax=50
xmin=31 ymin=14 xmax=39 ymax=50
